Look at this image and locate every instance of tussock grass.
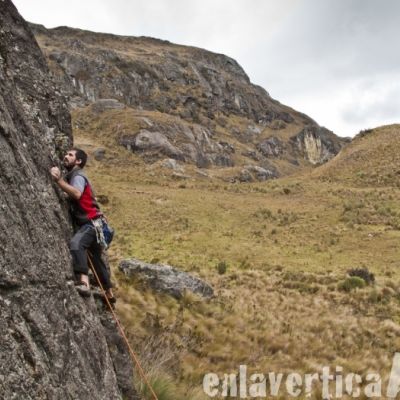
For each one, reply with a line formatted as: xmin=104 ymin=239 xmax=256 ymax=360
xmin=71 ymin=124 xmax=400 ymax=398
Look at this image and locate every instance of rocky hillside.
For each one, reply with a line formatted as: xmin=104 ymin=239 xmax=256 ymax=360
xmin=0 ymin=1 xmax=135 ymax=398
xmin=28 ymin=23 xmax=349 ymax=181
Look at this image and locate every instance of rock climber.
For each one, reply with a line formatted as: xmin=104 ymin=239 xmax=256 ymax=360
xmin=50 ymin=147 xmax=115 ymax=303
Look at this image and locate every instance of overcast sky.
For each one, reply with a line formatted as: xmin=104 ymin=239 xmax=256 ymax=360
xmin=12 ymin=0 xmax=400 ymax=137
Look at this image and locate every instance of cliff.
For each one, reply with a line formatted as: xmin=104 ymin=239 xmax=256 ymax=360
xmin=0 ymin=1 xmax=135 ymax=398
xmin=28 ymin=23 xmax=350 ymax=181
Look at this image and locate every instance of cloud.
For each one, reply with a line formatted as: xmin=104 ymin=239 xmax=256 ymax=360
xmin=237 ymin=0 xmax=400 ymax=136
xmin=341 ymin=79 xmax=400 ymax=124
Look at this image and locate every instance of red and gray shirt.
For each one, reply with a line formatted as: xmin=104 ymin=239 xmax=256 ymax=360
xmin=65 ymin=167 xmax=102 ymax=226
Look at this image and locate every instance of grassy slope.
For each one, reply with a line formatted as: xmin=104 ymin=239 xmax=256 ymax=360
xmin=75 ymin=123 xmax=400 ymax=399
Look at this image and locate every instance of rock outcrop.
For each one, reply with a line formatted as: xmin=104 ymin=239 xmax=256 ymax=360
xmin=119 ymin=259 xmax=214 ymax=299
xmin=0 ymin=1 xmax=135 ymax=398
xmin=290 ymin=126 xmax=345 ymax=164
xmin=117 ymin=117 xmax=234 ymax=168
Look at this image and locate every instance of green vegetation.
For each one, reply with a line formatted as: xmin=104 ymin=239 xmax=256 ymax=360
xmin=337 ymin=276 xmax=366 ymax=292
xmin=216 ymin=261 xmax=228 ymax=275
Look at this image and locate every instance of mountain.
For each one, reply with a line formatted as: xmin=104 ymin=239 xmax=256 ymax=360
xmin=28 ymin=23 xmax=349 ymax=181
xmin=0 ymin=1 xmax=136 ymax=398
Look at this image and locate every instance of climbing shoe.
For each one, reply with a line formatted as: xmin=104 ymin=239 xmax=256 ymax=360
xmin=76 ymin=281 xmax=91 ymax=297
xmin=104 ymin=296 xmax=117 ymax=304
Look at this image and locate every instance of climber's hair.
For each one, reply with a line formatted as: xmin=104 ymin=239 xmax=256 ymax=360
xmin=70 ymin=147 xmax=87 ymax=169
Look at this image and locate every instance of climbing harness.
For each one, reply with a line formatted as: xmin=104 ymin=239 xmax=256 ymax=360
xmin=87 ymin=255 xmax=158 ymax=400
xmin=82 ymin=217 xmax=114 ymax=250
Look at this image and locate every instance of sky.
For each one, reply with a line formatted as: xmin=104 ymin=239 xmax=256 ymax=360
xmin=11 ymin=0 xmax=400 ymax=138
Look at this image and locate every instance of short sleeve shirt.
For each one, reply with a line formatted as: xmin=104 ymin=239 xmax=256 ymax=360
xmin=70 ymin=175 xmax=86 ymax=194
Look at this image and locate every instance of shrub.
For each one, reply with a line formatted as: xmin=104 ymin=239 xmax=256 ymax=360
xmin=347 ymin=267 xmax=375 ymax=285
xmin=358 ymin=128 xmax=374 ymax=138
xmin=378 ymin=207 xmax=387 ymax=216
xmin=337 ymin=276 xmax=366 ymax=292
xmin=259 ymin=208 xmax=272 ymax=218
xmin=216 ymin=261 xmax=228 ymax=275
xmin=137 ymin=373 xmax=177 ymax=400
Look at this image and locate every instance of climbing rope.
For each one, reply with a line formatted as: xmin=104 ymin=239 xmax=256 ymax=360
xmin=87 ymin=255 xmax=159 ymax=400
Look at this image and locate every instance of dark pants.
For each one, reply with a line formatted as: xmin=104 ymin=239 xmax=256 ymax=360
xmin=70 ymin=225 xmax=112 ymax=290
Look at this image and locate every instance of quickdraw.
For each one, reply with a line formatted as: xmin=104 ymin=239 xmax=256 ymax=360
xmin=92 ymin=218 xmax=107 ymax=250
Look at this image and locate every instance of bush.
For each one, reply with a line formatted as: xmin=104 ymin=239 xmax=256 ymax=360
xmin=137 ymin=373 xmax=177 ymax=400
xmin=216 ymin=261 xmax=228 ymax=275
xmin=337 ymin=276 xmax=366 ymax=292
xmin=347 ymin=267 xmax=375 ymax=284
xmin=358 ymin=128 xmax=374 ymax=138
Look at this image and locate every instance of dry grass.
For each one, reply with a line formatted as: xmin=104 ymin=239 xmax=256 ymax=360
xmin=71 ymin=123 xmax=400 ymax=399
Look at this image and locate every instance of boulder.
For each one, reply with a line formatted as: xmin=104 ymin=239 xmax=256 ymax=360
xmin=240 ymin=170 xmax=253 ymax=182
xmin=257 ymin=136 xmax=283 ymax=157
xmin=94 ymin=148 xmax=106 ymax=161
xmin=245 ymin=165 xmax=276 ymax=181
xmin=162 ymin=158 xmax=185 ymax=171
xmin=196 ymin=170 xmax=209 ymax=178
xmin=119 ymin=259 xmax=214 ymax=299
xmin=247 ymin=125 xmax=262 ymax=134
xmin=120 ymin=130 xmax=185 ymax=161
xmin=172 ymin=172 xmax=191 ymax=180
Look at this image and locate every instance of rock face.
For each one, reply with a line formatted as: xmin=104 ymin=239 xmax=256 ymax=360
xmin=290 ymin=126 xmax=343 ymax=164
xmin=0 ymin=2 xmax=135 ymax=398
xmin=119 ymin=259 xmax=214 ymax=299
xmin=118 ymin=118 xmax=234 ymax=168
xmin=93 ymin=295 xmax=139 ymax=400
xmin=28 ymin=23 xmax=349 ymax=176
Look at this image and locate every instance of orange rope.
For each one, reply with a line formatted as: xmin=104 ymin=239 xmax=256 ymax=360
xmin=87 ymin=255 xmax=159 ymax=400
